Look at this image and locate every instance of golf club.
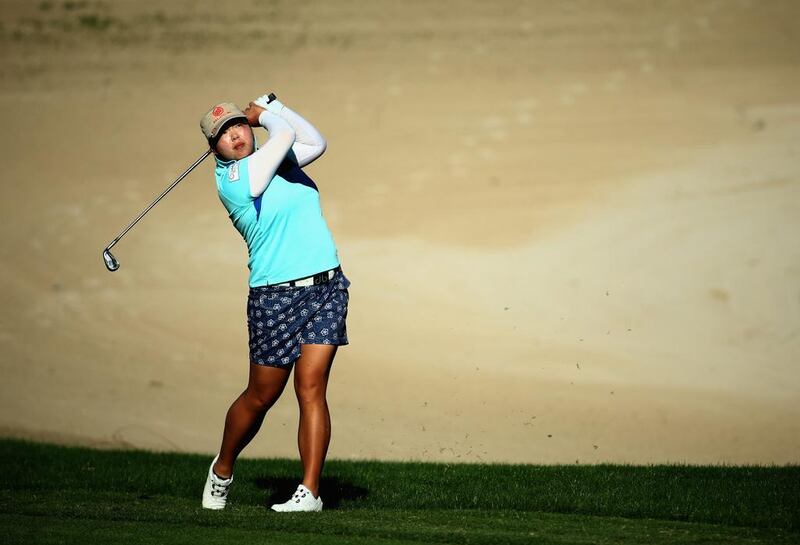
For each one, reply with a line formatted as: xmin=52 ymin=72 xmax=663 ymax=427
xmin=102 ymin=149 xmax=212 ymax=271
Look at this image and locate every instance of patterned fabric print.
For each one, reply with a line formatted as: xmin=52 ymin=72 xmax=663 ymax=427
xmin=247 ymin=269 xmax=350 ymax=368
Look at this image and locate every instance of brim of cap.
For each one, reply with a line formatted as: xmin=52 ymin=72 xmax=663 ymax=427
xmin=208 ymin=113 xmax=249 ymax=141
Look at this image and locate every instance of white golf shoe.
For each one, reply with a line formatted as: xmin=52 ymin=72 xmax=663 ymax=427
xmin=270 ymin=484 xmax=323 ymax=512
xmin=202 ymin=454 xmax=233 ymax=510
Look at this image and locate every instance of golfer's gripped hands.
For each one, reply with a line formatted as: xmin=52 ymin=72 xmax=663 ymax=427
xmin=253 ymin=94 xmax=274 ymax=110
xmin=244 ymin=102 xmax=266 ymax=127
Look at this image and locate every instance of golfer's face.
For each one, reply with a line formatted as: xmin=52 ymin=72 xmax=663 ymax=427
xmin=215 ymin=122 xmax=254 ymax=161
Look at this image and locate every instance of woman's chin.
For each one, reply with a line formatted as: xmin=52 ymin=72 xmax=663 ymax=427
xmin=234 ymin=147 xmax=252 ymax=160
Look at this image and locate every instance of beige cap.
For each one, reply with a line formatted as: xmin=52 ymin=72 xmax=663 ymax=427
xmin=200 ymin=102 xmax=247 ymax=142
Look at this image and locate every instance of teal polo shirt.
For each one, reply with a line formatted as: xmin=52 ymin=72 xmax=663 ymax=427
xmin=214 ymin=150 xmax=340 ymax=287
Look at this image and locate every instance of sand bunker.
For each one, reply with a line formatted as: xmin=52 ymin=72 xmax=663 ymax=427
xmin=1 ymin=0 xmax=798 ymax=464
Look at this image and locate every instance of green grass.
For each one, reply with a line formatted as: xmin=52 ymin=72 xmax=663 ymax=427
xmin=1 ymin=438 xmax=798 ymax=544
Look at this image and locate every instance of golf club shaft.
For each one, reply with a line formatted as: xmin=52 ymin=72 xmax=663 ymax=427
xmin=105 ymin=149 xmax=212 ymax=252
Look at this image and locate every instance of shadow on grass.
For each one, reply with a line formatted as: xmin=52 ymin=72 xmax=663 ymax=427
xmin=254 ymin=475 xmax=369 ymax=509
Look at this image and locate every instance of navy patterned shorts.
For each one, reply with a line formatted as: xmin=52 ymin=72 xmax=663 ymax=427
xmin=247 ymin=268 xmax=350 ymax=368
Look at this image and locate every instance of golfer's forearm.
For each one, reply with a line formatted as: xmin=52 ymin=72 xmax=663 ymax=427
xmin=247 ymin=111 xmax=296 ymax=198
xmin=266 ymin=99 xmax=327 ymax=167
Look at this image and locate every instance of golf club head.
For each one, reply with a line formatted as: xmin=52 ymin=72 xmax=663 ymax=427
xmin=103 ymin=249 xmax=120 ymax=272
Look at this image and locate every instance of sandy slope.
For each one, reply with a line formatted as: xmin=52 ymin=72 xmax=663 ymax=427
xmin=0 ymin=0 xmax=798 ymax=464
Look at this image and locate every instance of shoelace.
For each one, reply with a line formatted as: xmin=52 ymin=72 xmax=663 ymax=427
xmin=210 ymin=480 xmax=231 ymax=498
xmin=292 ymin=488 xmax=309 ymax=503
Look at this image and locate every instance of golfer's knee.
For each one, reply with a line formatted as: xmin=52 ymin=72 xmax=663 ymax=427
xmin=244 ymin=387 xmax=280 ymax=411
xmin=295 ymin=380 xmax=325 ymax=405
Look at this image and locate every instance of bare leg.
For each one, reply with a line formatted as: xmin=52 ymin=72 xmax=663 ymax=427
xmin=213 ymin=363 xmax=291 ymax=478
xmin=294 ymin=343 xmax=338 ymax=498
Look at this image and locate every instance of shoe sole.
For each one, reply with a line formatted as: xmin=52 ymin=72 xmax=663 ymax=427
xmin=270 ymin=504 xmax=322 ymax=512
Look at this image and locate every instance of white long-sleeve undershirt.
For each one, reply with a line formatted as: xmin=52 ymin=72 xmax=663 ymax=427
xmin=246 ymin=100 xmax=327 ymax=199
xmin=247 ymin=111 xmax=295 ymax=198
xmin=272 ymin=101 xmax=328 ymax=167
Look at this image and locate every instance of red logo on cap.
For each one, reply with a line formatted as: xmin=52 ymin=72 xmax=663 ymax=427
xmin=212 ymin=106 xmax=225 ymax=118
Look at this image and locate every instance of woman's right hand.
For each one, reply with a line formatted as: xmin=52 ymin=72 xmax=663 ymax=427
xmin=244 ymin=102 xmax=266 ymax=127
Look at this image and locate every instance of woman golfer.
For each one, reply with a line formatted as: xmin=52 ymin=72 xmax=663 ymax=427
xmin=199 ymin=93 xmax=349 ymax=512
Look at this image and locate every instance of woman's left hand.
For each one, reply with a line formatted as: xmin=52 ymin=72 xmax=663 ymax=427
xmin=244 ymin=102 xmax=267 ymax=127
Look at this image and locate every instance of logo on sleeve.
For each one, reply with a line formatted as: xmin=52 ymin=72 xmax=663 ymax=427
xmin=228 ymin=162 xmax=240 ymax=182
